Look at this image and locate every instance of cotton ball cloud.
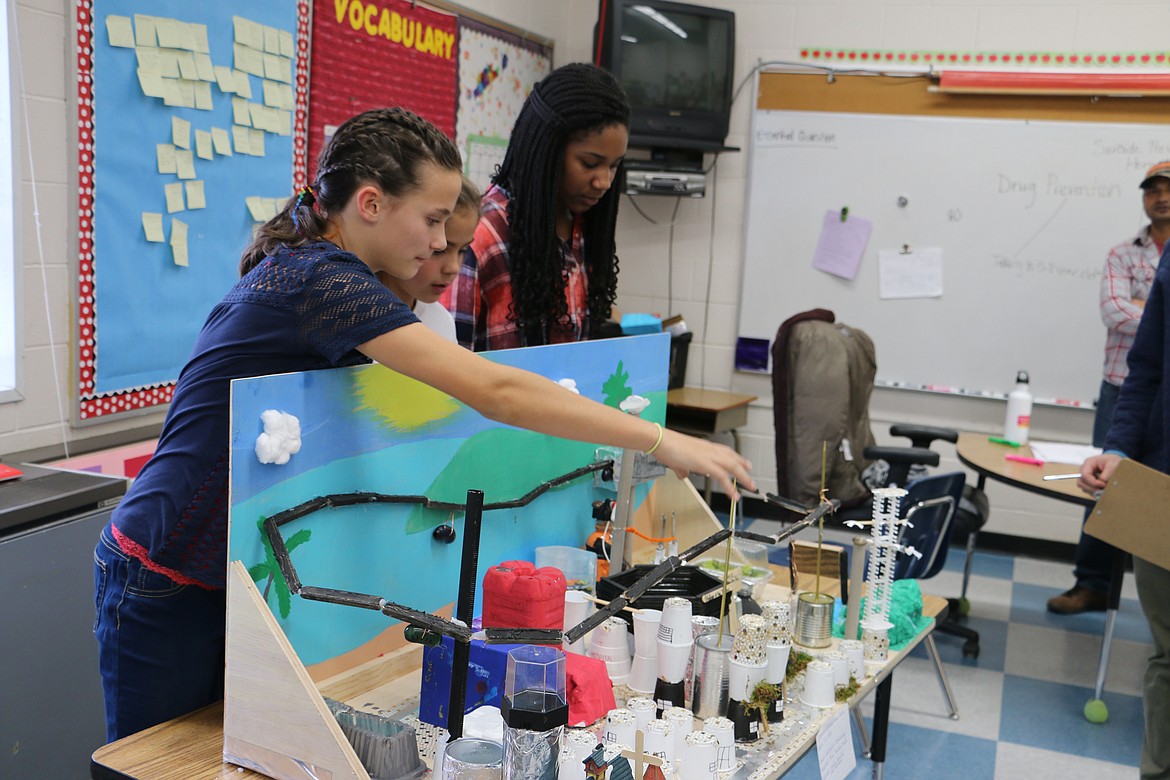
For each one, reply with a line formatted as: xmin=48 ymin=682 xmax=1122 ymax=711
xmin=557 ymin=378 xmax=580 ymax=394
xmin=255 ymin=409 xmax=302 ymax=465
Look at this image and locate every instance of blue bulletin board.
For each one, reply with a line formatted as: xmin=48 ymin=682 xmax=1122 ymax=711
xmin=227 ymin=335 xmax=669 ymax=673
xmin=76 ymin=0 xmax=307 ymax=419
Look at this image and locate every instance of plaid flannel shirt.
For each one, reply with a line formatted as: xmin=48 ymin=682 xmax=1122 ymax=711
xmin=1100 ymin=226 xmax=1162 ymax=386
xmin=442 ymin=185 xmax=588 ymax=351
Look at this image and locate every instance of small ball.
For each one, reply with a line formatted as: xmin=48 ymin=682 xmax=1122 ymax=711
xmin=1083 ymin=699 xmax=1108 ymax=724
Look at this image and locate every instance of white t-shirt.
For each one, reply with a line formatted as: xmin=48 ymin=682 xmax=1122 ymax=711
xmin=414 ymin=300 xmax=457 ymax=343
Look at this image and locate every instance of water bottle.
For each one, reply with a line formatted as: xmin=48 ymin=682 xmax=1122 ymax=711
xmin=1003 ymin=371 xmax=1033 ymax=445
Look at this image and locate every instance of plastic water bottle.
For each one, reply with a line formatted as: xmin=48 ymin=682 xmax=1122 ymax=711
xmin=1003 ymin=371 xmax=1033 ymax=445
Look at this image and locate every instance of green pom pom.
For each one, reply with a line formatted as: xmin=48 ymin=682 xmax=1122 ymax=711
xmin=1084 ymin=699 xmax=1109 ymax=724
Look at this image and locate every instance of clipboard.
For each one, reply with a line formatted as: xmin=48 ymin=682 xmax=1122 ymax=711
xmin=1084 ymin=458 xmax=1170 ymax=570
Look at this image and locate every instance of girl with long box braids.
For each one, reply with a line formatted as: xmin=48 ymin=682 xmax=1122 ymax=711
xmin=442 ymin=63 xmax=630 ymax=350
xmin=93 ymin=107 xmax=753 ymax=742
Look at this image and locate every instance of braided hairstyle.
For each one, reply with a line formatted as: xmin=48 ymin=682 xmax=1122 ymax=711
xmin=240 ymin=107 xmax=462 ymax=275
xmin=494 ymin=63 xmax=630 ymax=345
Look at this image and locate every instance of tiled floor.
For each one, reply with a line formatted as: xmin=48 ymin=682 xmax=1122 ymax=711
xmin=743 ymin=518 xmax=1151 ymax=780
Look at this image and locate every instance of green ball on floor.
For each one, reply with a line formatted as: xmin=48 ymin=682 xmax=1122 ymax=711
xmin=1083 ymin=698 xmax=1109 ymax=724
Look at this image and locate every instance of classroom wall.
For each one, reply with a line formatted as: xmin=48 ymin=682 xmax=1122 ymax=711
xmin=5 ymin=0 xmax=1168 ymax=545
xmin=569 ymin=0 xmax=1170 ymax=545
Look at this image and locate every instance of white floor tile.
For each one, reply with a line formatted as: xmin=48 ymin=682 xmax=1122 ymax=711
xmin=993 ymin=741 xmax=1136 ymax=780
xmin=930 ymin=570 xmax=1014 ymax=623
xmin=1012 ymin=555 xmax=1139 ymax=601
xmin=1003 ymin=621 xmax=1148 ymax=697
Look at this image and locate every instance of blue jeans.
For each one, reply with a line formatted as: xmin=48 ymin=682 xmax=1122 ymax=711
xmin=1074 ymin=379 xmax=1123 ymax=592
xmin=93 ymin=525 xmax=226 ymax=742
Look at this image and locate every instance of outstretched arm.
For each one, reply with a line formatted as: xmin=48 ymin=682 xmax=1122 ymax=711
xmin=359 ymin=323 xmax=756 ymax=500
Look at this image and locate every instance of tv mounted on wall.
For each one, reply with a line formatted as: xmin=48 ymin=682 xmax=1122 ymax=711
xmin=594 ymin=0 xmax=735 ymax=155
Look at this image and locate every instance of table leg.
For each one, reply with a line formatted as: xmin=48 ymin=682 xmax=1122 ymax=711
xmin=870 ymin=673 xmax=892 ymax=780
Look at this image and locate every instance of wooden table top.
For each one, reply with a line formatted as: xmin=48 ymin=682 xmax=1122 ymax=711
xmin=666 ymin=387 xmax=758 ymax=412
xmin=955 ymin=431 xmax=1093 ymax=507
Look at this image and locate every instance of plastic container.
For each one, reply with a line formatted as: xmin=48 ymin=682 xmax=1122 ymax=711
xmin=1003 ymin=370 xmax=1033 ymax=445
xmin=534 ymin=546 xmax=597 ymax=595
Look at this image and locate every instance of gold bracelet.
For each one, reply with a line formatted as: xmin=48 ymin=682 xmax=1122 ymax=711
xmin=644 ymin=422 xmax=664 ymax=455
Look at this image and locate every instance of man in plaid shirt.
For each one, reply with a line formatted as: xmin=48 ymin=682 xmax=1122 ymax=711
xmin=1048 ymin=160 xmax=1170 ymax=615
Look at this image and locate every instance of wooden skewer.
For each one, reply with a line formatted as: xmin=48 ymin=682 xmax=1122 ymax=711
xmin=580 ymin=592 xmax=642 ymax=613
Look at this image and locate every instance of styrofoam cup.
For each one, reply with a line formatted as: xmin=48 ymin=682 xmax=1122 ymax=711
xmin=563 ymin=591 xmax=593 ymax=654
xmin=663 ymin=705 xmax=693 ymax=759
xmin=628 ymin=652 xmax=657 ymax=693
xmin=657 ymin=639 xmax=693 ymax=683
xmin=702 ymin=716 xmax=735 ymax=772
xmin=765 ymin=641 xmax=791 ymax=685
xmin=823 ymin=650 xmax=851 ymax=687
xmin=727 ymin=657 xmax=767 ymax=702
xmin=682 ymin=730 xmax=718 ymax=780
xmin=604 ymin=708 xmax=637 ymax=747
xmin=644 ymin=718 xmax=676 ymax=762
xmin=800 ymin=660 xmax=836 ymax=708
xmin=606 ymin=655 xmax=631 ymax=685
xmin=627 ymin=696 xmax=657 ymax=732
xmin=658 ymin=597 xmax=694 ymax=644
xmin=632 ymin=609 xmax=662 ymax=656
xmin=839 ymin=639 xmax=865 ymax=681
xmin=591 ymin=616 xmax=631 ymax=650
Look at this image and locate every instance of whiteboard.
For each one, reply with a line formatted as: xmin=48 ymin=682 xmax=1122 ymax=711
xmin=737 ymin=109 xmax=1164 ymax=405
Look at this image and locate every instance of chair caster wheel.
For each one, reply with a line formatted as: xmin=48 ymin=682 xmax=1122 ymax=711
xmin=962 ymin=640 xmax=979 ymax=659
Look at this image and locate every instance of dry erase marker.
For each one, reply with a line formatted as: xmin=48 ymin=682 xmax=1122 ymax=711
xmin=1043 ymin=473 xmax=1080 ymax=481
xmin=1005 ymin=454 xmax=1044 ymax=466
xmin=988 ymin=436 xmax=1021 ymax=447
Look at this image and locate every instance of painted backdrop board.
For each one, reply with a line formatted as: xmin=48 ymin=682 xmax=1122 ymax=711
xmin=228 ymin=334 xmax=669 ymax=671
xmin=78 ymin=0 xmax=305 ymax=419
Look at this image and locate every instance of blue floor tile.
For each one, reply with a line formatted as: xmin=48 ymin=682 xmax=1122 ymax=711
xmin=997 ymin=674 xmax=1143 ymax=765
xmin=908 ymin=612 xmax=1009 ymax=672
xmin=941 ymin=547 xmax=1015 ymax=581
xmin=1009 ymin=581 xmax=1152 ymax=644
xmin=780 ymin=721 xmax=999 ymax=780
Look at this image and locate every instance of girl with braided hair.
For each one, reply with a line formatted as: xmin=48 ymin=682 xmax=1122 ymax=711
xmin=442 ymin=62 xmax=630 ymax=350
xmin=94 ymin=106 xmax=753 ymax=741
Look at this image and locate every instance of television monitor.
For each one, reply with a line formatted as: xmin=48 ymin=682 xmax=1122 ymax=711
xmin=594 ymin=0 xmax=735 ymax=153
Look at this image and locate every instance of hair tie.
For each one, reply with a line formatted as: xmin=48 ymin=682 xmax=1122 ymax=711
xmin=294 ymin=185 xmax=316 ymax=211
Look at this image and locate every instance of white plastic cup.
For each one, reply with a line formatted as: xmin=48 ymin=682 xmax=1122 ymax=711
xmin=823 ymin=650 xmax=851 ymax=687
xmin=727 ymin=657 xmax=767 ymax=702
xmin=628 ymin=653 xmax=657 ymax=694
xmin=800 ymin=660 xmax=836 ymax=708
xmin=627 ymin=696 xmax=657 ymax=733
xmin=657 ymin=639 xmax=694 ymax=683
xmin=658 ymin=597 xmax=694 ymax=644
xmin=591 ymin=617 xmax=631 ymax=650
xmin=606 ymin=655 xmax=632 ymax=686
xmin=765 ymin=641 xmax=791 ymax=685
xmin=644 ymin=718 xmax=676 ymax=762
xmin=702 ymin=717 xmax=735 ymax=772
xmin=604 ymin=708 xmax=637 ymax=747
xmin=839 ymin=639 xmax=865 ymax=681
xmin=682 ymin=730 xmax=718 ymax=780
xmin=663 ymin=706 xmax=693 ymax=759
xmin=633 ymin=609 xmax=662 ymax=656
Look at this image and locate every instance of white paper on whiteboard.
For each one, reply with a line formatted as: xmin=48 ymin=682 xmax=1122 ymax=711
xmin=815 ymin=706 xmax=856 ymax=780
xmin=878 ymin=247 xmax=943 ymax=299
xmin=812 ymin=210 xmax=872 ymax=280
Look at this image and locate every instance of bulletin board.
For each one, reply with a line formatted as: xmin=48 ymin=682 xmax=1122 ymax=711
xmin=76 ymin=0 xmax=307 ymax=420
xmin=737 ymin=72 xmax=1170 ymax=406
xmin=74 ymin=0 xmax=552 ymax=422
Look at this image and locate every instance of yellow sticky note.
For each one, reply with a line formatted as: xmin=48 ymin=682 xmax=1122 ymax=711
xmin=135 ymin=47 xmax=161 ymax=73
xmin=154 ymin=18 xmax=183 ymax=50
xmin=176 ymin=22 xmax=198 ymax=52
xmin=175 ymin=149 xmax=196 ymax=180
xmin=274 ymin=110 xmax=291 ymax=137
xmin=214 ymin=65 xmax=235 ymax=94
xmin=106 ymin=16 xmax=135 ymax=48
xmin=156 ymin=143 xmax=177 ymax=174
xmin=211 ymin=127 xmax=232 ymax=156
xmin=176 ymin=52 xmax=199 ymax=81
xmin=279 ymin=30 xmax=294 ymax=58
xmin=194 ymin=53 xmax=215 ymax=82
xmin=134 ymin=14 xmax=157 ymax=47
xmin=137 ymin=68 xmax=166 ymax=99
xmin=232 ymin=125 xmax=252 ymax=155
xmin=232 ymin=97 xmax=251 ymax=127
xmin=192 ymin=23 xmax=210 ymax=54
xmin=154 ymin=50 xmax=180 ymax=79
xmin=245 ymin=196 xmax=266 ymax=222
xmin=171 ymin=116 xmax=191 ymax=150
xmin=264 ymin=26 xmax=280 ymax=54
xmin=185 ymin=180 xmax=206 ymax=210
xmin=263 ymin=53 xmax=289 ymax=83
xmin=142 ymin=212 xmax=165 ymax=242
xmin=164 ymin=182 xmax=185 ymax=213
xmin=175 ymin=80 xmax=196 ymax=109
xmin=194 ymin=82 xmax=213 ymax=111
xmin=248 ymin=102 xmax=268 ymax=131
xmin=233 ymin=70 xmax=253 ymax=100
xmin=170 ymin=219 xmax=189 ymax=267
xmin=160 ymin=80 xmax=182 ymax=106
xmin=262 ymin=80 xmax=280 ymax=108
xmin=194 ymin=129 xmax=213 ymax=160
xmin=250 ymin=129 xmax=265 ymax=158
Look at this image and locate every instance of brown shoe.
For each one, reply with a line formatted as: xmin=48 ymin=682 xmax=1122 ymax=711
xmin=1047 ymin=586 xmax=1108 ymax=615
